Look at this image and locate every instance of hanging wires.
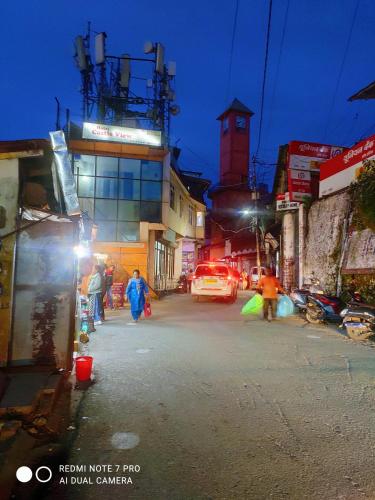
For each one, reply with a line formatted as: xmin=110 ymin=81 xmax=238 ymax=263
xmin=323 ymin=0 xmax=360 ymax=141
xmin=264 ymin=0 xmax=290 ymax=150
xmin=255 ymin=0 xmax=273 ymax=159
xmin=225 ymin=0 xmax=240 ymax=103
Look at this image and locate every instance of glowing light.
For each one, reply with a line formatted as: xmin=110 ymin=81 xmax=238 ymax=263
xmin=74 ymin=245 xmax=90 ymax=258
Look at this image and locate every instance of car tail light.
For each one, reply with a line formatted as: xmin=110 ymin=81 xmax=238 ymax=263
xmin=227 ymin=276 xmax=232 ymax=282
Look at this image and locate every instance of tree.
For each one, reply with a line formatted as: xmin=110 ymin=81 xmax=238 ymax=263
xmin=350 ymin=159 xmax=375 ymax=231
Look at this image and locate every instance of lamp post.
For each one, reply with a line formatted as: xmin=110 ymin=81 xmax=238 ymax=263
xmin=241 ymin=206 xmax=261 ymax=272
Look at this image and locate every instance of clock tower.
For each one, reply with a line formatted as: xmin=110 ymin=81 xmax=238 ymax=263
xmin=217 ymin=98 xmax=254 ymax=186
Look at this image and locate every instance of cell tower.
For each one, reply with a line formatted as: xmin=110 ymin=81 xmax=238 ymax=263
xmin=73 ymin=25 xmax=179 ymax=145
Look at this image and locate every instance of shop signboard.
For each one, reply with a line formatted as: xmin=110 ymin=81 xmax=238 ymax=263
xmin=82 ymin=122 xmax=162 ymax=147
xmin=320 ymin=134 xmax=375 ymax=197
xmin=287 ymin=141 xmax=345 ymax=201
xmin=289 ymin=192 xmax=311 ymax=202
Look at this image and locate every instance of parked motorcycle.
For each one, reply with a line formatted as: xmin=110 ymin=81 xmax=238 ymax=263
xmin=340 ymin=303 xmax=375 ymax=341
xmin=305 ymin=294 xmax=343 ymax=324
xmin=290 ymin=278 xmax=325 ymax=317
xmin=290 ymin=277 xmax=343 ymax=324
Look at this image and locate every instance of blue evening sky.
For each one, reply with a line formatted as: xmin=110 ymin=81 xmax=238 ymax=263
xmin=1 ymin=0 xmax=375 ymax=187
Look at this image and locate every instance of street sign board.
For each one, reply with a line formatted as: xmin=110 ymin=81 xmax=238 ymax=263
xmin=276 ymin=200 xmax=300 ymax=211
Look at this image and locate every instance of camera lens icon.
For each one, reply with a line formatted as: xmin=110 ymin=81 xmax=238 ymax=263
xmin=16 ymin=466 xmax=33 ymax=483
xmin=16 ymin=466 xmax=52 ymax=483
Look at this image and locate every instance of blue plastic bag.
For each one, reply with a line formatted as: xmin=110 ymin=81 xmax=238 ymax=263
xmin=277 ymin=295 xmax=295 ymax=317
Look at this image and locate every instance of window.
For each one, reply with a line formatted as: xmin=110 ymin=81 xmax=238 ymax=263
xmin=195 ymin=265 xmax=228 ymax=277
xmin=188 ymin=205 xmax=194 ymax=225
xmin=96 ymin=178 xmax=118 ymax=198
xmin=79 ymin=198 xmax=94 ymax=218
xmin=117 ymin=221 xmax=139 ymax=242
xmin=96 ymin=221 xmax=116 ymax=242
xmin=179 ymin=195 xmax=183 ymax=218
xmin=223 ymin=117 xmax=229 ymax=132
xmin=94 ymin=199 xmax=117 ymax=220
xmin=140 ymin=201 xmax=162 ymax=222
xmin=74 ymin=155 xmax=95 ymax=175
xmin=96 ymin=156 xmax=118 ymax=177
xmin=154 ymin=240 xmax=175 ymax=290
xmin=77 ymin=176 xmax=95 ymax=197
xmin=196 ymin=211 xmax=204 ymax=227
xmin=119 ymin=158 xmax=141 ymax=179
xmin=142 ymin=181 xmax=162 ymax=201
xmin=141 ymin=161 xmax=162 ymax=181
xmin=170 ymin=184 xmax=175 ymax=210
xmin=119 ymin=179 xmax=140 ymax=200
xmin=73 ymin=154 xmax=163 ymax=243
xmin=118 ymin=200 xmax=140 ymax=221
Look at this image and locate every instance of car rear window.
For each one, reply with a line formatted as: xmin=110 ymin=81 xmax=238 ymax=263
xmin=195 ymin=265 xmax=229 ymax=277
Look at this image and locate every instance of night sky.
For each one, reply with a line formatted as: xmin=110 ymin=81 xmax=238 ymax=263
xmin=1 ymin=0 xmax=375 ymax=187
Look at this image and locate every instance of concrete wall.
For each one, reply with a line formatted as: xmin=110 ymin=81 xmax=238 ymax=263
xmin=304 ymin=192 xmax=351 ymax=292
xmin=0 ymin=159 xmax=19 ymax=366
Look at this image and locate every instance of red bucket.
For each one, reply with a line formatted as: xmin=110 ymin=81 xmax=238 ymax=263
xmin=75 ymin=356 xmax=93 ymax=381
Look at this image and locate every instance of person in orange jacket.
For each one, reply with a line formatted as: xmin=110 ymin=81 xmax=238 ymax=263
xmin=257 ymin=267 xmax=286 ymax=322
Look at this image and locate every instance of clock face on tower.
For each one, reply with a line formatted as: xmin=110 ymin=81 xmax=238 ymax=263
xmin=235 ymin=115 xmax=246 ymax=129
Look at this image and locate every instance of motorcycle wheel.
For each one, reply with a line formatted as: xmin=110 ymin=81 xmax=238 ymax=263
xmin=306 ymin=306 xmax=324 ymax=324
xmin=346 ymin=326 xmax=373 ymax=341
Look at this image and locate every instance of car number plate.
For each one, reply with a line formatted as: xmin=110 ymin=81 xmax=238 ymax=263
xmin=204 ymin=279 xmax=217 ymax=284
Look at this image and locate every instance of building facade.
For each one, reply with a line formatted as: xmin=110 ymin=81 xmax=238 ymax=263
xmin=69 ymin=130 xmax=207 ymax=292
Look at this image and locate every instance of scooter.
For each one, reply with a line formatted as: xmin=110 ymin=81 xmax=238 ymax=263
xmin=175 ymin=275 xmax=188 ymax=294
xmin=340 ymin=302 xmax=375 ymax=341
xmin=305 ymin=294 xmax=343 ymax=324
xmin=291 ymin=277 xmax=343 ymax=324
xmin=290 ymin=278 xmax=325 ymax=316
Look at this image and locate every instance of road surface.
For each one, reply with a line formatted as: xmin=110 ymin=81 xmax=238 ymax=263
xmin=46 ymin=292 xmax=375 ymax=499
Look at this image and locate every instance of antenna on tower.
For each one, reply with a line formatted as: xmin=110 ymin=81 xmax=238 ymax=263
xmin=72 ymin=28 xmax=179 ymax=144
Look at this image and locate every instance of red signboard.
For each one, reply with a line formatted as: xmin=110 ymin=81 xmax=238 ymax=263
xmin=287 ymin=140 xmax=346 ymax=201
xmin=319 ymin=134 xmax=375 ymax=197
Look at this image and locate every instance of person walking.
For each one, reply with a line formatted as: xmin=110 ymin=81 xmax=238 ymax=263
xmin=257 ymin=268 xmax=286 ymax=322
xmin=88 ymin=265 xmax=104 ymax=326
xmin=240 ymin=269 xmax=248 ymax=290
xmin=125 ymin=269 xmax=150 ymax=323
xmin=105 ymin=264 xmax=115 ymax=309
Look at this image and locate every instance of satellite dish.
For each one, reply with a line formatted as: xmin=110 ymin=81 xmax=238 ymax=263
xmin=170 ymin=104 xmax=180 ymax=116
xmin=144 ymin=41 xmax=154 ymax=54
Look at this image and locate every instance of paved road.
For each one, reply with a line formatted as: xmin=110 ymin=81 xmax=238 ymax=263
xmin=48 ymin=292 xmax=375 ymax=499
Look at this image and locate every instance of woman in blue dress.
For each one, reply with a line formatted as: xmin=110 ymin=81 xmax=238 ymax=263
xmin=126 ymin=269 xmax=149 ymax=322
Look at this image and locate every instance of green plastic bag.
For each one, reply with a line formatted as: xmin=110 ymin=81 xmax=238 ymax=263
xmin=241 ymin=293 xmax=264 ymax=315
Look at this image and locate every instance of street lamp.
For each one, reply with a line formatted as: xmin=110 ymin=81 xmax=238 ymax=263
xmin=240 ymin=209 xmax=261 ymax=272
